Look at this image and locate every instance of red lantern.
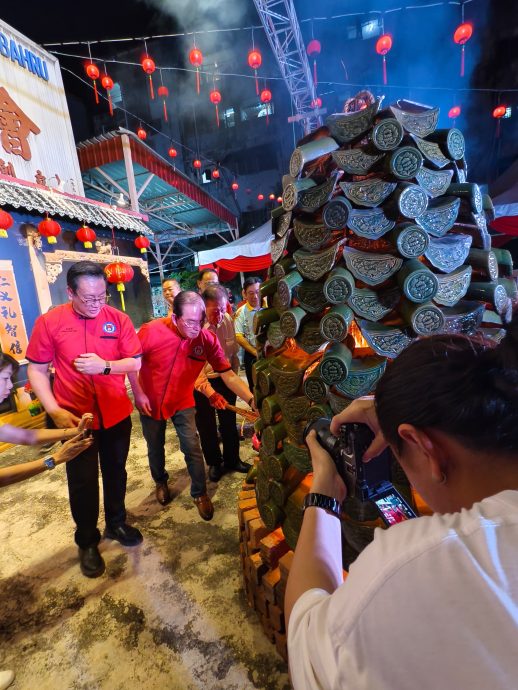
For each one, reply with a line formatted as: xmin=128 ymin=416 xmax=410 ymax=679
xmin=257 ymin=193 xmax=264 ymax=201
xmin=157 ymin=84 xmax=169 ymax=122
xmin=210 ymin=89 xmax=222 ymax=127
xmin=311 ymin=97 xmax=322 ymax=109
xmin=261 ymin=88 xmax=272 ymax=126
xmin=168 ymin=147 xmax=177 ymax=158
xmin=453 ymin=23 xmax=473 ymax=77
xmin=448 ymin=105 xmax=461 ymax=119
xmin=375 ymin=35 xmax=392 ymax=85
xmin=231 ymin=181 xmax=239 ymax=191
xmin=137 ymin=127 xmax=147 ymax=140
xmin=105 ymin=261 xmax=134 ymax=311
xmin=277 ymin=196 xmax=282 ymax=204
xmin=193 ymin=159 xmax=202 ymax=169
xmin=307 ymin=39 xmax=321 ymax=86
xmin=38 ymin=217 xmax=61 ymax=244
xmin=248 ymin=49 xmax=262 ymax=94
xmin=269 ymin=193 xmax=275 ymax=200
xmin=493 ymin=105 xmax=506 ymax=119
xmin=85 ymin=62 xmax=100 ymax=104
xmin=212 ymin=168 xmax=220 ymax=179
xmin=134 ymin=235 xmax=151 ymax=254
xmin=0 ymin=209 xmax=13 ymax=238
xmin=141 ymin=56 xmax=156 ymax=99
xmin=189 ymin=47 xmax=203 ymax=94
xmin=101 ymin=74 xmax=114 ymax=116
xmin=76 ymin=224 xmax=96 ymax=249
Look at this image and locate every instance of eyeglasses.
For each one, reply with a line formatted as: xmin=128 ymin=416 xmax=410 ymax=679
xmin=74 ymin=292 xmax=108 ymax=306
xmin=179 ymin=317 xmax=204 ymax=329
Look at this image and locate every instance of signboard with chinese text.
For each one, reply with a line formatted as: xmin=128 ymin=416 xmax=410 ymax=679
xmin=0 ymin=20 xmax=84 ymax=194
xmin=0 ymin=259 xmax=28 ymax=360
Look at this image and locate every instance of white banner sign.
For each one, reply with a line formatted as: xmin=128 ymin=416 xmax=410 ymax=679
xmin=0 ymin=20 xmax=84 ymax=195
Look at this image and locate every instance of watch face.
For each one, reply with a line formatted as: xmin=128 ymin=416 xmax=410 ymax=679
xmin=44 ymin=456 xmax=56 ymax=470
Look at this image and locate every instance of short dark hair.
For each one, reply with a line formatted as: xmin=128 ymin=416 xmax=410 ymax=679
xmin=162 ymin=277 xmax=180 ymax=288
xmin=198 ymin=269 xmax=218 ymax=283
xmin=173 ymin=290 xmax=205 ymax=319
xmin=0 ymin=352 xmax=19 ymax=375
xmin=202 ymin=285 xmax=228 ymax=303
xmin=243 ymin=276 xmax=262 ymax=291
xmin=67 ymin=261 xmax=106 ymax=291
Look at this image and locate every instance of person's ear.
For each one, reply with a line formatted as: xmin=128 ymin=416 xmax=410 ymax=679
xmin=398 ymin=424 xmax=447 ymax=484
xmin=66 ymin=286 xmax=74 ymax=302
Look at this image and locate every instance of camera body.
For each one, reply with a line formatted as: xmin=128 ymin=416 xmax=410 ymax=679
xmin=304 ymin=417 xmax=416 ymax=526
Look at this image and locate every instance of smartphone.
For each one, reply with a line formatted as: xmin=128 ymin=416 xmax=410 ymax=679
xmin=372 ymin=488 xmax=416 ymax=527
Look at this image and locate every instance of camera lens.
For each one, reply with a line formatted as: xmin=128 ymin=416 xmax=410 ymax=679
xmin=303 ymin=417 xmax=341 ymax=457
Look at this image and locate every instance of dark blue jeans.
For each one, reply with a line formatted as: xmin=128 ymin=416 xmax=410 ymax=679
xmin=140 ymin=407 xmax=207 ymax=497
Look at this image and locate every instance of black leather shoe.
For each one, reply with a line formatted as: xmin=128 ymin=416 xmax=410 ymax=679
xmin=79 ymin=545 xmax=105 ymax=578
xmin=104 ymin=524 xmax=143 ymax=546
xmin=155 ymin=481 xmax=171 ymax=506
xmin=227 ymin=460 xmax=251 ymax=474
xmin=208 ymin=465 xmax=224 ymax=482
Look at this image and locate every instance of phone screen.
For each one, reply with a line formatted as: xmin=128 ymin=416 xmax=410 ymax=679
xmin=374 ymin=491 xmax=416 ymax=526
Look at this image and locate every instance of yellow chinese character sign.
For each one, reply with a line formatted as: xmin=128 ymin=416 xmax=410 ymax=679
xmin=0 ymin=260 xmax=28 ymax=360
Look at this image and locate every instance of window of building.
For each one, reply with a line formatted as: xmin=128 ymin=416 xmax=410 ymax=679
xmin=241 ymin=102 xmax=274 ymax=122
xmin=222 ymin=107 xmax=235 ymax=128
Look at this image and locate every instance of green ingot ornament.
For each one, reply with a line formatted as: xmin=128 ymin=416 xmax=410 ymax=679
xmin=319 ymin=304 xmax=354 ymax=342
xmin=306 ymin=403 xmax=333 ymax=423
xmin=289 ymin=136 xmax=339 ymax=177
xmin=397 ymin=259 xmax=439 ymax=304
xmin=278 ymin=270 xmax=304 ymax=308
xmin=389 ymin=223 xmax=429 ymax=258
xmin=279 ymin=306 xmax=307 ymax=338
xmin=441 ymin=301 xmax=485 ymax=335
xmin=369 ymin=117 xmax=404 ymax=151
xmin=255 ymin=467 xmax=270 ymax=504
xmin=297 ymin=281 xmax=329 ymax=313
xmin=293 ymin=217 xmax=337 ymax=251
xmin=261 ymin=394 xmax=281 ymax=425
xmin=466 ymin=281 xmax=509 ymax=315
xmin=339 ymin=178 xmax=397 ymax=208
xmin=295 ymin=323 xmax=328 ymax=354
xmin=347 ymin=207 xmax=395 ymax=240
xmin=451 ymin=220 xmax=491 ymax=252
xmin=434 ymin=265 xmax=472 ymax=307
xmin=343 ymin=247 xmax=403 ymax=286
xmin=415 ymin=196 xmax=461 ymax=237
xmin=427 ymin=128 xmax=466 ymax=161
xmin=358 ymin=320 xmax=413 ymax=358
xmin=498 ymin=278 xmax=518 ymax=300
xmin=384 ymin=145 xmax=424 ymax=180
xmin=384 ymin=182 xmax=429 ymax=220
xmin=252 ymin=358 xmax=270 ymax=385
xmin=424 ymin=234 xmax=472 ymax=273
xmin=278 ymin=395 xmax=311 ymax=423
xmin=400 ymin=299 xmax=445 ymax=336
xmin=269 ymin=354 xmax=319 ymax=398
xmin=319 ymin=343 xmax=353 ymax=385
xmin=273 ymin=257 xmax=296 ymax=279
xmin=260 ymin=276 xmax=279 ymax=298
xmin=447 ymin=182 xmax=483 ymax=214
xmin=272 ymin=292 xmax=290 ymax=316
xmin=347 ymin=286 xmax=400 ymax=322
xmin=322 ymin=196 xmax=353 ymax=230
xmin=297 ymin=176 xmax=337 ymax=213
xmin=257 ymin=368 xmax=274 ymax=397
xmin=482 ymin=193 xmax=495 ymax=222
xmin=258 ymin=500 xmax=284 ymax=532
xmin=323 ymin=267 xmax=356 ymax=304
xmin=328 ymin=387 xmax=354 ymax=414
xmin=285 ymin=418 xmax=307 ymax=445
xmin=335 ymin=356 xmax=387 ymax=399
xmin=262 ymin=421 xmax=287 ymax=456
xmin=253 ymin=308 xmax=279 ymax=336
xmin=283 ymin=513 xmax=303 ymax=551
xmin=390 ymin=104 xmax=439 ymax=138
xmin=271 ymin=232 xmax=290 ymax=264
xmin=283 ymin=437 xmax=312 ymax=473
xmin=303 ymin=370 xmax=329 ymax=404
xmin=415 ymin=167 xmax=454 ymax=198
xmin=325 ymin=98 xmax=382 ymax=143
xmin=492 ymin=248 xmax=513 ymax=278
xmin=410 ymin=134 xmax=450 ymax=168
xmin=467 ymin=248 xmax=499 ymax=281
xmin=271 ymin=207 xmax=292 ymax=238
xmin=282 ymin=177 xmax=316 ymax=211
xmin=264 ymin=452 xmax=289 ymax=481
xmin=294 ymin=240 xmax=345 ymax=281
xmin=267 ymin=321 xmax=286 ymax=350
xmin=331 ymin=148 xmax=383 ymax=175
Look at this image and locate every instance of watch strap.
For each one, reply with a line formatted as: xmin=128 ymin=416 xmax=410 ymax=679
xmin=303 ymin=492 xmax=342 ymax=519
xmin=43 ymin=455 xmax=56 ymax=470
xmin=102 ymin=361 xmax=111 ymax=375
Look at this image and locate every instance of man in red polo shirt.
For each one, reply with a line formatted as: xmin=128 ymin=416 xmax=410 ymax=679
xmin=26 ymin=261 xmax=142 ymax=579
xmin=129 ymin=291 xmax=255 ymax=517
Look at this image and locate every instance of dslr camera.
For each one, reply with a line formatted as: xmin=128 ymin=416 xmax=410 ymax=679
xmin=304 ymin=418 xmax=416 ymax=526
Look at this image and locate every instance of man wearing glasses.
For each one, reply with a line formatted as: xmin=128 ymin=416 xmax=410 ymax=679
xmin=129 ymin=291 xmax=255 ymax=519
xmin=27 ymin=261 xmax=143 ymax=579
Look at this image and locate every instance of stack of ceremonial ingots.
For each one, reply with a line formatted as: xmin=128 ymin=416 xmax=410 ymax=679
xmin=249 ymin=93 xmax=516 ymax=564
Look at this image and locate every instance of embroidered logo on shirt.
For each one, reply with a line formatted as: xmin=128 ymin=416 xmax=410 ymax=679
xmin=193 ymin=345 xmax=204 ymax=357
xmin=102 ymin=322 xmax=117 ymax=334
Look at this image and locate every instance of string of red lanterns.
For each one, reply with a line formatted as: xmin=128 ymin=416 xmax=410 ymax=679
xmin=306 ymin=38 xmax=321 ymax=86
xmin=85 ymin=62 xmax=100 ymax=104
xmin=189 ymin=46 xmax=203 ymax=94
xmin=76 ymin=224 xmax=96 ymax=249
xmin=101 ymin=71 xmax=114 ymax=116
xmin=375 ymin=34 xmax=393 ymax=85
xmin=0 ymin=209 xmax=13 ymax=239
xmin=38 ymin=217 xmax=61 ymax=244
xmin=453 ymin=22 xmax=473 ymax=77
xmin=141 ymin=54 xmax=156 ymax=99
xmin=209 ymin=88 xmax=222 ymax=127
xmin=134 ymin=235 xmax=151 ymax=254
xmin=157 ymin=71 xmax=169 ymax=122
xmin=248 ymin=48 xmax=262 ymax=95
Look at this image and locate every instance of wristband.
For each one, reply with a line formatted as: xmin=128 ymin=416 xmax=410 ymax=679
xmin=303 ymin=492 xmax=342 ymax=519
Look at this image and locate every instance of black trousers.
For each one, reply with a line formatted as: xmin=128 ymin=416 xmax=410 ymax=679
xmin=65 ymin=416 xmax=132 ymax=548
xmin=243 ymin=350 xmax=256 ymax=393
xmin=194 ymin=377 xmax=241 ymax=469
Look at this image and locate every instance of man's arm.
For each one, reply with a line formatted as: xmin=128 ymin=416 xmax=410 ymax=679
xmin=127 ymin=371 xmax=152 ymax=416
xmin=73 ymin=353 xmax=141 ymax=375
xmin=194 ymin=368 xmax=216 ymax=399
xmin=220 ymin=370 xmax=255 ymax=408
xmin=28 ymin=362 xmax=81 ymax=427
xmin=235 ymin=333 xmax=257 ymax=357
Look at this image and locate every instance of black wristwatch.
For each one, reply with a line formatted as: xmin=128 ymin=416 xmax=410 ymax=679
xmin=102 ymin=361 xmax=111 ymax=375
xmin=43 ymin=455 xmax=56 ymax=470
xmin=303 ymin=492 xmax=342 ymax=519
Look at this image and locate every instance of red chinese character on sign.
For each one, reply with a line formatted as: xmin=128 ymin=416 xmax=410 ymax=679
xmin=0 ymin=87 xmax=40 ymax=161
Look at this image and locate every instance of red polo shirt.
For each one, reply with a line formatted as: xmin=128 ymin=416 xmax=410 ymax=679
xmin=137 ymin=315 xmax=231 ymax=420
xmin=26 ymin=303 xmax=142 ymax=429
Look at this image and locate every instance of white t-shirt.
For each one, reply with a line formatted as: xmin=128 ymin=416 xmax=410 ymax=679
xmin=288 ymin=490 xmax=518 ymax=690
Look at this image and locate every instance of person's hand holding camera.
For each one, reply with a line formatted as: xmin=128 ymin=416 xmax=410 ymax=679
xmin=306 ymin=430 xmax=347 ymax=503
xmin=330 ymin=397 xmax=388 ymax=461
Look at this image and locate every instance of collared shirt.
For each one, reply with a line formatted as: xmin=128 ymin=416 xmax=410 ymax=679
xmin=234 ymin=302 xmax=260 ymax=348
xmin=137 ymin=315 xmax=231 ymax=420
xmin=195 ymin=314 xmax=239 ymax=398
xmin=26 ymin=303 xmax=141 ymax=429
